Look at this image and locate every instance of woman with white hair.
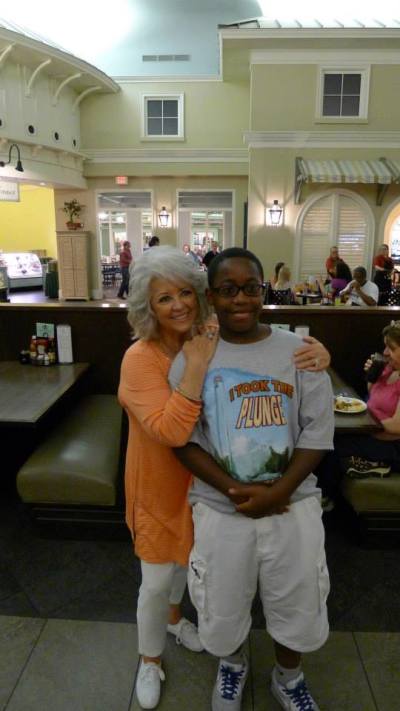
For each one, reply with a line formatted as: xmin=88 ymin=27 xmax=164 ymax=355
xmin=118 ymin=246 xmax=331 ymax=709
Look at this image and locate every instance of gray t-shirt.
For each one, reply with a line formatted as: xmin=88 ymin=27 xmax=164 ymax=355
xmin=169 ymin=329 xmax=334 ymax=514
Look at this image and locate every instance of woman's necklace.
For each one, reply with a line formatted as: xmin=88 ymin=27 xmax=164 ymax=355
xmin=158 ymin=340 xmax=180 ymax=360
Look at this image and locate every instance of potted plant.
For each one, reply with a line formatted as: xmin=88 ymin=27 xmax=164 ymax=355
xmin=62 ymin=199 xmax=85 ymax=230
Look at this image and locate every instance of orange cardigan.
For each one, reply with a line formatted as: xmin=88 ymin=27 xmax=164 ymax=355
xmin=118 ymin=339 xmax=201 ymax=566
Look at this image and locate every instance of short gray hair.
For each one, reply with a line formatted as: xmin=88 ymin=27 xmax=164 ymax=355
xmin=127 ymin=246 xmax=210 ymax=339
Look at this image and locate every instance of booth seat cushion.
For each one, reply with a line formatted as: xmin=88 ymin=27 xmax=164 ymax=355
xmin=341 ymin=472 xmax=400 ymax=513
xmin=17 ymin=395 xmax=122 ymax=506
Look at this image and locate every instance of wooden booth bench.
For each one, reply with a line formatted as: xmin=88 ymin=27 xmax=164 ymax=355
xmin=330 ymin=369 xmax=400 ymax=541
xmin=341 ymin=473 xmax=400 ymax=542
xmin=16 ymin=394 xmax=128 ymax=539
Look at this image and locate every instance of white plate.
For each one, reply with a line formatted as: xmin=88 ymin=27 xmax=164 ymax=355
xmin=334 ymin=396 xmax=367 ymax=414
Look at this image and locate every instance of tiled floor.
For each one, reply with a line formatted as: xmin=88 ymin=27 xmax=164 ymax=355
xmin=1 ymin=492 xmax=400 ymax=710
xmin=2 ymin=617 xmax=397 ymax=710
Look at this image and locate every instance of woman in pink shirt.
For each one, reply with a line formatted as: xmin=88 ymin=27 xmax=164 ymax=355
xmin=317 ymin=321 xmax=400 ymax=501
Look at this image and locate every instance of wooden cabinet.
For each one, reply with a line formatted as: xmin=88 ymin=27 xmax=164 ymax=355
xmin=56 ymin=231 xmax=90 ymax=300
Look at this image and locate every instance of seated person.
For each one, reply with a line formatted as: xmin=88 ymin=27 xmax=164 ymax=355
xmin=330 ymin=261 xmax=352 ymax=298
xmin=316 ymin=320 xmax=400 ymax=501
xmin=270 ymin=261 xmax=285 ymax=288
xmin=268 ymin=265 xmax=296 ymax=305
xmin=339 ymin=266 xmax=378 ymax=306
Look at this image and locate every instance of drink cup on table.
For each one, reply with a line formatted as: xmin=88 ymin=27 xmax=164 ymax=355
xmin=366 ymin=353 xmax=386 ymax=383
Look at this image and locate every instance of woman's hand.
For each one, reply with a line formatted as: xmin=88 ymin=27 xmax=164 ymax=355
xmin=293 ymin=336 xmax=330 ymax=372
xmin=182 ymin=326 xmax=219 ymax=366
xmin=364 ymin=356 xmax=374 ymax=373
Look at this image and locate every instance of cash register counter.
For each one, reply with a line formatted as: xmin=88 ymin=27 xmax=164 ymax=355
xmin=0 ymin=301 xmax=397 ymax=394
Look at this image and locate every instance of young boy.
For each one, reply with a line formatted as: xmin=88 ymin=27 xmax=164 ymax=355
xmin=169 ymin=247 xmax=334 ymax=711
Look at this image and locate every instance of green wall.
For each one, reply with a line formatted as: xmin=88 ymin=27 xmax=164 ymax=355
xmin=81 ymin=79 xmax=249 ymax=150
xmin=251 ymin=64 xmax=400 ymax=132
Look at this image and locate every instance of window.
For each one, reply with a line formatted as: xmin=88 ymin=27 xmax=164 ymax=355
xmin=296 ymin=192 xmax=373 ymax=281
xmin=317 ymin=68 xmax=369 ymax=120
xmin=142 ymin=94 xmax=184 ymax=139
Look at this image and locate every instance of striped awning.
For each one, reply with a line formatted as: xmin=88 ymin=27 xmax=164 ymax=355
xmin=386 ymin=159 xmax=400 ymax=181
xmin=298 ymin=158 xmax=393 ymax=185
xmin=295 ymin=156 xmax=400 ymax=205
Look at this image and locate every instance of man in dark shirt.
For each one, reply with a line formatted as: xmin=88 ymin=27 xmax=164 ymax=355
xmin=202 ymin=241 xmax=219 ymax=268
xmin=117 ymin=240 xmax=132 ymax=298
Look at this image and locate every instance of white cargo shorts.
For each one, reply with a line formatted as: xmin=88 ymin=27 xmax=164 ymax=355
xmin=188 ymin=497 xmax=330 ymax=658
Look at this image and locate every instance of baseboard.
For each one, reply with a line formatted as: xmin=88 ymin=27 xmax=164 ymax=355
xmin=28 ymin=504 xmax=129 ymax=541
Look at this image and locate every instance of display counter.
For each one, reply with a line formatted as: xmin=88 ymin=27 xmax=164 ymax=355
xmin=1 ymin=252 xmax=43 ymax=289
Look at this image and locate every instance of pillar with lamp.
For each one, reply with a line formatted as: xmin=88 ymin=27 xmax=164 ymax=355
xmin=267 ymin=199 xmax=283 ymax=227
xmin=158 ymin=206 xmax=171 ymax=228
xmin=0 ymin=143 xmax=24 ymax=172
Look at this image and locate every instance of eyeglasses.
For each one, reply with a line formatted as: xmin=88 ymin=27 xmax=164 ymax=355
xmin=211 ymin=282 xmax=266 ymax=298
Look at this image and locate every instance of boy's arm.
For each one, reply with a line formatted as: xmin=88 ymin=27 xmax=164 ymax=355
xmin=174 ymin=443 xmax=290 ymax=516
xmin=174 ymin=442 xmax=239 ymax=496
xmin=229 ymin=448 xmax=325 ymax=517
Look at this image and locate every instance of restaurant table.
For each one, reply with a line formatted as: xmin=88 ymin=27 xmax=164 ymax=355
xmin=329 ymin=368 xmax=381 ymax=434
xmin=0 ymin=361 xmax=90 ymax=426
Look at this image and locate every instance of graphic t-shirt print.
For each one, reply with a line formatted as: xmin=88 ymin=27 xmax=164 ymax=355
xmin=202 ymin=367 xmax=294 ymax=483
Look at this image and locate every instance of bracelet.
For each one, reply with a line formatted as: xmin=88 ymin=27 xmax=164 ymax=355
xmin=175 ymin=385 xmax=203 ymax=404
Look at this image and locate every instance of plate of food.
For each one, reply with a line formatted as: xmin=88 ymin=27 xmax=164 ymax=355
xmin=334 ymin=396 xmax=367 ymax=414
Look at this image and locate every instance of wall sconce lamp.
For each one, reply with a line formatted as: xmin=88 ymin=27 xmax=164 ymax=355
xmin=0 ymin=143 xmax=24 ymax=172
xmin=158 ymin=206 xmax=171 ymax=228
xmin=267 ymin=199 xmax=283 ymax=227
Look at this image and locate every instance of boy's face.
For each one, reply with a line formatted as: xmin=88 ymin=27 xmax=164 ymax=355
xmin=207 ymin=257 xmax=264 ymax=339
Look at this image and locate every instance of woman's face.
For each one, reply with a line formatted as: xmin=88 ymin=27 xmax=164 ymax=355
xmin=383 ymin=337 xmax=400 ymax=370
xmin=149 ymin=277 xmax=199 ymax=338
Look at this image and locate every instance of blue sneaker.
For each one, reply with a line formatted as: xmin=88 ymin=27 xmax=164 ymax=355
xmin=212 ymin=655 xmax=248 ymax=710
xmin=271 ymin=667 xmax=320 ymax=710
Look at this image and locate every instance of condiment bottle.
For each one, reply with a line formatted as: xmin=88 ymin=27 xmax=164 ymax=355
xmin=29 ymin=335 xmax=37 ymax=363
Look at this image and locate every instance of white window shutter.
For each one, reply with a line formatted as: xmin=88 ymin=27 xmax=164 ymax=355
xmin=337 ymin=196 xmax=367 ymax=270
xmin=299 ymin=196 xmax=332 ymax=280
xmin=299 ymin=192 xmax=369 ymax=280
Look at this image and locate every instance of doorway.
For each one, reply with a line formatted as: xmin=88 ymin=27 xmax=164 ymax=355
xmin=177 ymin=190 xmax=233 ymax=260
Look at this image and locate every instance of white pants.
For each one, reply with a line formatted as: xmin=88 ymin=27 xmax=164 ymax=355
xmin=137 ymin=561 xmax=187 ymax=657
xmin=188 ymin=497 xmax=330 ymax=658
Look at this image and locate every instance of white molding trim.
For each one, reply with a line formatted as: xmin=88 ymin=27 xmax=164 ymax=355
xmin=114 ymin=75 xmax=221 ymax=83
xmin=250 ymin=49 xmax=400 ymax=65
xmin=83 ymin=148 xmax=248 ymax=163
xmin=0 ymin=27 xmax=119 ymax=93
xmin=243 ymin=131 xmax=400 ymax=148
xmin=221 ymin=28 xmax=400 ymax=40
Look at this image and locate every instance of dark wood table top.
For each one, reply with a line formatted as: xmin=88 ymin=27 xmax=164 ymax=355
xmin=0 ymin=361 xmax=90 ymax=425
xmin=329 ymin=368 xmax=381 ymax=434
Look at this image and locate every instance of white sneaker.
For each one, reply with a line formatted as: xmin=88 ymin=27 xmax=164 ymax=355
xmin=135 ymin=659 xmax=165 ymax=709
xmin=167 ymin=617 xmax=204 ymax=652
xmin=271 ymin=667 xmax=320 ymax=710
xmin=212 ymin=655 xmax=248 ymax=710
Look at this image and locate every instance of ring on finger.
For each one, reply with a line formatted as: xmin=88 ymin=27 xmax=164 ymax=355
xmin=314 ymin=357 xmax=320 ymax=367
xmin=207 ymin=331 xmax=215 ymax=339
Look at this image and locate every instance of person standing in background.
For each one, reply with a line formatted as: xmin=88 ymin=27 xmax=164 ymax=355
xmin=202 ymin=241 xmax=220 ymax=269
xmin=325 ymin=246 xmax=343 ymax=279
xmin=149 ymin=236 xmax=160 ymax=247
xmin=118 ymin=240 xmax=133 ymax=299
xmin=373 ymin=244 xmax=394 ymax=305
xmin=183 ymin=243 xmax=201 ymax=266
